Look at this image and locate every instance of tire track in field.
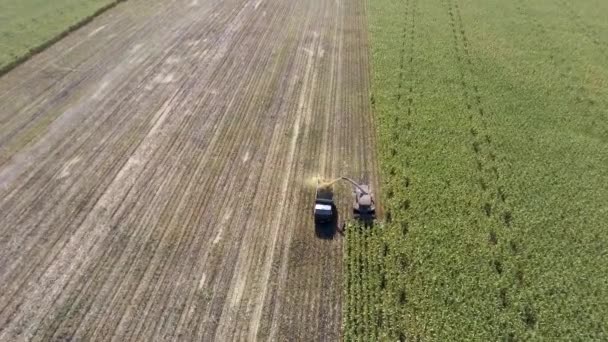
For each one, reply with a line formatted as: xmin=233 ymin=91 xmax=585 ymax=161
xmin=443 ymin=0 xmax=532 ymax=335
xmin=373 ymin=0 xmax=417 ymax=337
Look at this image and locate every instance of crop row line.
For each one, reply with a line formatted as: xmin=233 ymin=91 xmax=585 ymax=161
xmin=267 ymin=1 xmax=348 ymax=338
xmin=387 ymin=0 xmax=417 ymax=231
xmin=0 ymin=0 xmax=308 ymax=336
xmin=444 ymin=0 xmax=536 ymax=334
xmin=0 ymin=0 xmax=205 ymax=301
xmin=40 ymin=3 xmax=264 ymax=339
xmin=355 ymin=0 xmax=420 ymax=337
xmin=0 ymin=0 xmax=129 ymax=79
xmin=0 ymin=0 xmax=181 ymax=156
xmin=445 ymin=0 xmax=515 ymax=241
xmin=344 ymin=224 xmax=385 ymax=341
xmin=0 ymin=26 xmax=191 ymax=335
xmin=113 ymin=8 xmax=282 ymax=340
xmin=380 ymin=0 xmax=419 ymax=339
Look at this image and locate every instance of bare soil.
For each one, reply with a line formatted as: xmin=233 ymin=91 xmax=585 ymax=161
xmin=0 ymin=0 xmax=378 ymax=340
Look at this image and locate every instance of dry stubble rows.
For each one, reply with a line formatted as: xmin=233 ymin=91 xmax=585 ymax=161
xmin=0 ymin=0 xmax=377 ymax=340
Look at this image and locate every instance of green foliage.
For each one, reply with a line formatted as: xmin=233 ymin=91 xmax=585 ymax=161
xmin=343 ymin=223 xmax=386 ymax=341
xmin=345 ymin=0 xmax=608 ymax=340
xmin=0 ymin=0 xmax=121 ymax=74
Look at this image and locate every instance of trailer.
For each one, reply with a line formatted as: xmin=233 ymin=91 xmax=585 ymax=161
xmin=314 ymin=182 xmax=335 ymax=224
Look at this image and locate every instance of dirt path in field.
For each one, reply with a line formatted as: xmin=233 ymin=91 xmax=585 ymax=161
xmin=0 ymin=0 xmax=377 ymax=340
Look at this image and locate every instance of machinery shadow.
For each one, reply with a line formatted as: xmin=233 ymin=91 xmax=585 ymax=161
xmin=314 ymin=205 xmax=339 ymax=240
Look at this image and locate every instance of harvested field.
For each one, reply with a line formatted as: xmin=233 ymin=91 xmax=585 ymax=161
xmin=0 ymin=0 xmax=378 ymax=340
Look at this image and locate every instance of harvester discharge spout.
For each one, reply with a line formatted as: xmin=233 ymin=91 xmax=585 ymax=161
xmin=313 ymin=176 xmax=376 ymax=225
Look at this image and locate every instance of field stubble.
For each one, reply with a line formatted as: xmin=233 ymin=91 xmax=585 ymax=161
xmin=0 ymin=0 xmax=377 ymax=340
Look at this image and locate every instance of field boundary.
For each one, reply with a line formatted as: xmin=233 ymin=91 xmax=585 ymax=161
xmin=0 ymin=0 xmax=128 ymax=78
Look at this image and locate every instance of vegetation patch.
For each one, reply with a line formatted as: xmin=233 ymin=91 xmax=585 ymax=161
xmin=0 ymin=0 xmax=127 ymax=76
xmin=345 ymin=0 xmax=608 ymax=340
